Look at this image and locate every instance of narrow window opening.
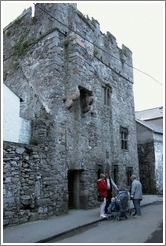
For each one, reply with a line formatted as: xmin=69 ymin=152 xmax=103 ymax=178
xmin=120 ymin=126 xmax=128 ymax=150
xmin=103 ymin=85 xmax=112 ymax=107
xmin=113 ymin=165 xmax=118 ymax=185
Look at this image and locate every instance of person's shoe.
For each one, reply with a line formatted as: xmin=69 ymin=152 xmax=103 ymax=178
xmin=134 ymin=214 xmax=141 ymax=218
xmin=100 ymin=214 xmax=107 ymax=218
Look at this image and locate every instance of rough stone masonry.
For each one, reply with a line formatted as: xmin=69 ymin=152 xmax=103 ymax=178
xmin=3 ymin=3 xmax=139 ymax=227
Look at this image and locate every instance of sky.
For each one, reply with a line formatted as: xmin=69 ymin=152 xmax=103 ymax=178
xmin=1 ymin=1 xmax=165 ymax=111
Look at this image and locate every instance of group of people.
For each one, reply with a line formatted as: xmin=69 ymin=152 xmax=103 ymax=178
xmin=97 ymin=171 xmax=143 ymax=219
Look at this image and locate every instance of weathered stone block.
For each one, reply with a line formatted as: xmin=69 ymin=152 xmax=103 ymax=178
xmin=29 ymin=212 xmax=39 ymax=222
xmin=36 ymin=198 xmax=51 ymax=206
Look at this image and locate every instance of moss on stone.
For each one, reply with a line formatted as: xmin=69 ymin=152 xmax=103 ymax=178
xmin=13 ymin=28 xmax=38 ymax=57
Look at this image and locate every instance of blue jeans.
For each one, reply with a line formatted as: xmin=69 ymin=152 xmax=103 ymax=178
xmin=133 ymin=199 xmax=141 ymax=215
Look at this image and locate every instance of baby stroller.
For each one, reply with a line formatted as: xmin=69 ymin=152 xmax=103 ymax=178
xmin=107 ymin=189 xmax=129 ymax=221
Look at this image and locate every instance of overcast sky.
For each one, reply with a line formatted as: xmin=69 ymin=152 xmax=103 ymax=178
xmin=2 ymin=1 xmax=165 ymax=111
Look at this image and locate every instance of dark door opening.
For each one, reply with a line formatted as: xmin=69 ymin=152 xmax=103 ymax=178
xmin=68 ymin=170 xmax=74 ymax=209
xmin=97 ymin=165 xmax=103 ymax=179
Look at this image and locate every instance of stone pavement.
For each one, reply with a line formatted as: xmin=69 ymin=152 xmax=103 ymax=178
xmin=3 ymin=194 xmax=163 ymax=244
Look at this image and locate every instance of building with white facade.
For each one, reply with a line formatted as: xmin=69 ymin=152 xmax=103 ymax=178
xmin=3 ymin=83 xmax=31 ymax=144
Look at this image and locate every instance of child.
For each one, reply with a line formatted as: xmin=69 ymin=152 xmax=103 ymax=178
xmin=107 ymin=197 xmax=116 ymax=213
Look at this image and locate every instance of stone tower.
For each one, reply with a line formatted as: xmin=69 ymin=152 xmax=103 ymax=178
xmin=3 ymin=3 xmax=139 ymax=225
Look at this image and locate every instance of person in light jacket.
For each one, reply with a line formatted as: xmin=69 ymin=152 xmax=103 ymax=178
xmin=130 ymin=174 xmax=143 ymax=219
xmin=97 ymin=173 xmax=108 ymax=218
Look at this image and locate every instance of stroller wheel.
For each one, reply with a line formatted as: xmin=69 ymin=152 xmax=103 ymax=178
xmin=107 ymin=215 xmax=111 ymax=220
xmin=125 ymin=215 xmax=128 ymax=219
xmin=116 ymin=216 xmax=120 ymax=221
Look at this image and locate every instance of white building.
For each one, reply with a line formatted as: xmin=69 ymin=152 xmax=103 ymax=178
xmin=3 ymin=83 xmax=31 ymax=144
xmin=135 ymin=107 xmax=163 ymax=194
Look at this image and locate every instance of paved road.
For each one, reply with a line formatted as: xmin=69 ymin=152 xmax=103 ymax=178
xmin=48 ymin=202 xmax=163 ymax=243
xmin=144 ymin=221 xmax=163 ymax=243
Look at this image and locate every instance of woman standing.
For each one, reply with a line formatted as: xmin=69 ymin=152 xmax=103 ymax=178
xmin=104 ymin=171 xmax=119 ymax=213
xmin=97 ymin=173 xmax=108 ymax=218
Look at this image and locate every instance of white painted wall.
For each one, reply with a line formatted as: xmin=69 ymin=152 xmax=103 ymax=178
xmin=154 ymin=133 xmax=163 ymax=194
xmin=19 ymin=117 xmax=31 ymax=143
xmin=3 ymin=84 xmax=31 ymax=143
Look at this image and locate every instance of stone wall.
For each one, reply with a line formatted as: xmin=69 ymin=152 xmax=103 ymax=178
xmin=3 ymin=141 xmax=69 ymax=227
xmin=3 ymin=3 xmax=139 ymax=227
xmin=138 ymin=136 xmax=163 ymax=194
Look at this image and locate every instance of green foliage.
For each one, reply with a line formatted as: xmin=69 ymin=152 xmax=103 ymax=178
xmin=77 ymin=10 xmax=91 ymax=27
xmin=13 ymin=28 xmax=38 ymax=57
xmin=29 ymin=138 xmax=38 ymax=145
xmin=13 ymin=18 xmax=21 ymax=25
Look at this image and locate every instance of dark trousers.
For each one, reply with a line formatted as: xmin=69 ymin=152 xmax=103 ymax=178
xmin=105 ymin=189 xmax=112 ymax=213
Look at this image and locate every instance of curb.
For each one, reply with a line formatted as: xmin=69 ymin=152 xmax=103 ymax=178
xmin=35 ymin=200 xmax=163 ymax=243
xmin=35 ymin=219 xmax=103 ymax=243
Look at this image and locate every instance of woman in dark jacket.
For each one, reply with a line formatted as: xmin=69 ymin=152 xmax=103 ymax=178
xmin=97 ymin=173 xmax=107 ymax=218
